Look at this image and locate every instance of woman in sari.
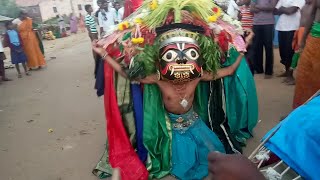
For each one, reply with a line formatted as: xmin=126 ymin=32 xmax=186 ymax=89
xmin=69 ymin=13 xmax=78 ymax=34
xmin=79 ymin=13 xmax=86 ymax=33
xmin=18 ymin=11 xmax=46 ymax=69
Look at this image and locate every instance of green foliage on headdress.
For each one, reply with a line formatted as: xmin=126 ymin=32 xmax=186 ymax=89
xmin=134 ymin=41 xmax=160 ymax=75
xmin=198 ymin=35 xmax=221 ymax=74
xmin=142 ymin=0 xmax=216 ymax=29
xmin=119 ymin=32 xmax=132 ymax=52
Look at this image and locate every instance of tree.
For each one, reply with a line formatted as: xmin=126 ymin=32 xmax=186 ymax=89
xmin=0 ymin=0 xmax=20 ymax=18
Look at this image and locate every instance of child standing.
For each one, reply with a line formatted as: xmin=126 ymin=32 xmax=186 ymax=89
xmin=238 ymin=0 xmax=255 ymax=75
xmin=4 ymin=21 xmax=30 ymax=78
xmin=289 ymin=0 xmax=314 ymax=85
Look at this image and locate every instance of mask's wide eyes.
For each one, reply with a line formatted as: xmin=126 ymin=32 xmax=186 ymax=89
xmin=162 ymin=50 xmax=178 ymax=62
xmin=185 ymin=48 xmax=199 ymax=61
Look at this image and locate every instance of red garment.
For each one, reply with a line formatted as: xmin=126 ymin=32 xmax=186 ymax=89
xmin=123 ymin=0 xmax=143 ymax=18
xmin=104 ymin=1 xmax=148 ymax=179
xmin=104 ymin=60 xmax=148 ymax=179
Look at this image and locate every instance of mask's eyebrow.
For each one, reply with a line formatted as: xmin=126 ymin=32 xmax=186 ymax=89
xmin=161 ymin=44 xmax=178 ymax=54
xmin=161 ymin=44 xmax=199 ymax=55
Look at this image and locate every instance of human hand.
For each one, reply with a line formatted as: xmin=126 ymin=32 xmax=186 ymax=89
xmin=299 ymin=40 xmax=306 ymax=52
xmin=111 ymin=168 xmax=120 ymax=180
xmin=92 ymin=40 xmax=107 ymax=57
xmin=277 ymin=6 xmax=286 ymax=14
xmin=251 ymin=5 xmax=260 ymax=13
xmin=255 ymin=4 xmax=261 ymax=9
xmin=244 ymin=29 xmax=254 ymax=46
xmin=207 ymin=152 xmax=265 ymax=180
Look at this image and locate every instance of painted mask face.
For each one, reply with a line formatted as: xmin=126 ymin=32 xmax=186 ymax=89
xmin=159 ymin=42 xmax=203 ymax=81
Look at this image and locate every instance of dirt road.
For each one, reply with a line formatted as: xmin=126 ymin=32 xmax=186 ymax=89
xmin=0 ymin=33 xmax=294 ymax=180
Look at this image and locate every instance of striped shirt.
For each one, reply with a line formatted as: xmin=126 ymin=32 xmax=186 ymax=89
xmin=85 ymin=14 xmax=97 ymax=33
xmin=240 ymin=6 xmax=254 ymax=29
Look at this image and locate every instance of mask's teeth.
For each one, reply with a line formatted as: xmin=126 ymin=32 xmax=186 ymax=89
xmin=189 ymin=66 xmax=194 ymax=74
xmin=170 ymin=67 xmax=175 ymax=76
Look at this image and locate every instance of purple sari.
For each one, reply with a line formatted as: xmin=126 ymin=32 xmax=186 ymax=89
xmin=70 ymin=16 xmax=78 ymax=33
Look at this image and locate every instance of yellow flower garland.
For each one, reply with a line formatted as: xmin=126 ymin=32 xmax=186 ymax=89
xmin=131 ymin=37 xmax=145 ymax=44
xmin=134 ymin=18 xmax=143 ymax=25
xmin=149 ymin=0 xmax=158 ymax=10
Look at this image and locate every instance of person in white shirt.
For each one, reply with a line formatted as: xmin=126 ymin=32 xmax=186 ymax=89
xmin=114 ymin=2 xmax=124 ymax=24
xmin=227 ymin=0 xmax=240 ymax=19
xmin=275 ymin=0 xmax=305 ymax=83
xmin=214 ymin=0 xmax=240 ymax=19
xmin=98 ymin=0 xmax=117 ymax=36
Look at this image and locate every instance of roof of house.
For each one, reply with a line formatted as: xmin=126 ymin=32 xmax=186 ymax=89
xmin=0 ymin=15 xmax=13 ymax=22
xmin=15 ymin=0 xmax=48 ymax=7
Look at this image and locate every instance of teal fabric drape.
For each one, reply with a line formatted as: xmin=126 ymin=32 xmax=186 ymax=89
xmin=223 ymin=48 xmax=259 ymax=145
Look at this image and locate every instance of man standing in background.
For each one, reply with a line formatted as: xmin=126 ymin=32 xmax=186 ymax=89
xmin=95 ymin=0 xmax=103 ymax=18
xmin=114 ymin=2 xmax=124 ymax=24
xmin=275 ymin=0 xmax=305 ymax=84
xmin=98 ymin=0 xmax=116 ymax=36
xmin=57 ymin=14 xmax=66 ymax=34
xmin=85 ymin=4 xmax=98 ymax=40
xmin=251 ymin=0 xmax=277 ymax=78
xmin=238 ymin=0 xmax=255 ymax=74
xmin=85 ymin=4 xmax=100 ymax=77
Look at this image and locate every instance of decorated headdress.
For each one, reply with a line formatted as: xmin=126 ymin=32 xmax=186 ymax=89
xmin=98 ymin=0 xmax=246 ymax=80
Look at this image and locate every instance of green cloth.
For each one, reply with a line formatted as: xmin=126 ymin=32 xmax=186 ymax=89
xmin=291 ymin=53 xmax=300 ymax=69
xmin=35 ymin=31 xmax=45 ymax=55
xmin=143 ymin=84 xmax=171 ymax=179
xmin=311 ymin=22 xmax=320 ymax=37
xmin=208 ymin=79 xmax=243 ymax=153
xmin=92 ymin=142 xmax=113 ymax=178
xmin=115 ymin=74 xmax=136 ymax=145
xmin=223 ymin=47 xmax=259 ymax=145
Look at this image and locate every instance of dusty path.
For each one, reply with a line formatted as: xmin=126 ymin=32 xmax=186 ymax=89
xmin=0 ymin=33 xmax=294 ymax=180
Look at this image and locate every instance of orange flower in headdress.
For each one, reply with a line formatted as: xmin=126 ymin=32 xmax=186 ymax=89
xmin=208 ymin=7 xmax=222 ymax=22
xmin=213 ymin=7 xmax=219 ymax=13
xmin=118 ymin=21 xmax=130 ymax=31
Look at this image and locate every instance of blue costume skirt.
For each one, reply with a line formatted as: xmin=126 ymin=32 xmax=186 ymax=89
xmin=168 ymin=108 xmax=225 ymax=179
xmin=10 ymin=44 xmax=27 ymax=65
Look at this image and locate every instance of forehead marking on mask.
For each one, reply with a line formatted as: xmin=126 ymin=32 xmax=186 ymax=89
xmin=177 ymin=43 xmax=185 ymax=51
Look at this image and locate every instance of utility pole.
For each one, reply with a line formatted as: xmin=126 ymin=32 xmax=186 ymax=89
xmin=70 ymin=0 xmax=74 ymax=13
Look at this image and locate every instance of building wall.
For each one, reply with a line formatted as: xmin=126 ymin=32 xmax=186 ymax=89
xmin=71 ymin=0 xmax=93 ymax=17
xmin=21 ymin=5 xmax=43 ymax=23
xmin=38 ymin=0 xmax=93 ymax=21
xmin=39 ymin=0 xmax=71 ymax=21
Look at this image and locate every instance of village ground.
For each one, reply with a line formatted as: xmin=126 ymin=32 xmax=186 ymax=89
xmin=0 ymin=32 xmax=294 ymax=180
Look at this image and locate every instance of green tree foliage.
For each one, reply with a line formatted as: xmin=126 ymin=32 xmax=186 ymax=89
xmin=0 ymin=0 xmax=20 ymax=18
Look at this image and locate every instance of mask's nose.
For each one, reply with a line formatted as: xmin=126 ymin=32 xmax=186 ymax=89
xmin=176 ymin=52 xmax=187 ymax=64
